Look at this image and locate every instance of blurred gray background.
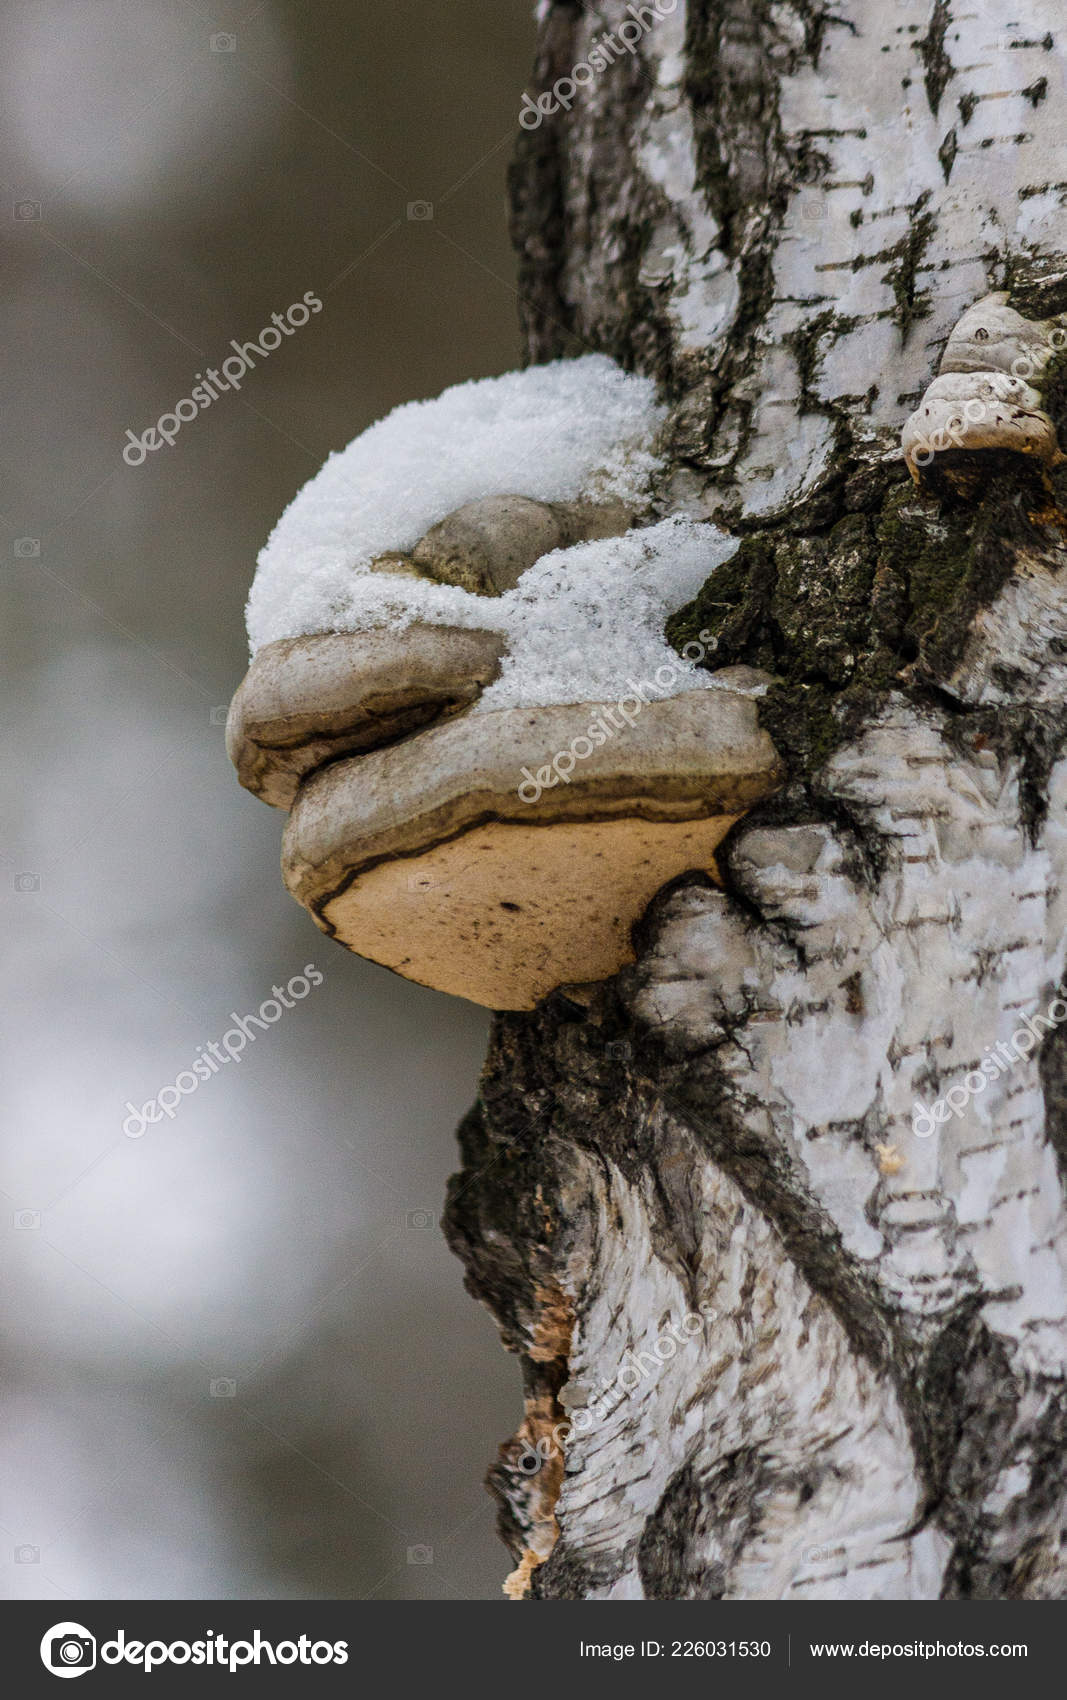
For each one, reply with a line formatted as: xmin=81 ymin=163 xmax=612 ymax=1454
xmin=1 ymin=0 xmax=536 ymax=1600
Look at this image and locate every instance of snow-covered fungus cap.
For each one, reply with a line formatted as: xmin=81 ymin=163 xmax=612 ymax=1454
xmin=229 ymin=356 xmax=783 ymax=1008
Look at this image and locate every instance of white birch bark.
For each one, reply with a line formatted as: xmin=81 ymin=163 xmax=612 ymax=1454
xmin=446 ymin=0 xmax=1067 ymax=1599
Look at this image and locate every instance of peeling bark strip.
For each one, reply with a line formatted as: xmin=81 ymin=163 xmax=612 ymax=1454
xmin=450 ymin=0 xmax=1067 ymax=1599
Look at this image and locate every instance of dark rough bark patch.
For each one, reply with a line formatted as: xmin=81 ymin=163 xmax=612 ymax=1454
xmin=958 ymin=91 xmax=980 ymax=128
xmin=507 ymin=5 xmax=583 ymax=363
xmin=941 ymin=1398 xmax=1067 ymax=1598
xmin=914 ymin=1306 xmax=1019 ymax=1534
xmin=444 ymin=1068 xmax=564 ymax=1357
xmin=1038 ymin=1007 xmax=1067 ymax=1193
xmin=638 ymin=1453 xmax=770 ymax=1600
xmin=667 ymin=452 xmax=1065 ymax=780
xmin=443 ymin=1064 xmax=580 ymax=1568
xmin=532 ymin=1545 xmax=628 ymax=1600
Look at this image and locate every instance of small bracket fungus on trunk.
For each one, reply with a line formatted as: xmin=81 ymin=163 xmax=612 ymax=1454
xmin=903 ymin=293 xmax=1065 ymax=490
xmin=229 ymin=357 xmax=784 ymax=1007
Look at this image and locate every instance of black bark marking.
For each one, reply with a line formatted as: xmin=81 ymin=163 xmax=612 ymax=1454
xmin=917 ymin=1 xmax=955 ymax=119
xmin=638 ymin=1453 xmax=769 ymax=1599
xmin=1038 ymin=1003 xmax=1067 ymax=1194
xmin=958 ymin=90 xmax=979 ymax=126
xmin=884 ymin=196 xmax=936 ymax=339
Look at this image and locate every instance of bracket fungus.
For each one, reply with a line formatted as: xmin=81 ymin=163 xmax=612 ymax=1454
xmin=229 ymin=357 xmax=783 ymax=1009
xmin=278 ymin=690 xmax=781 ymax=1009
xmin=902 ymin=293 xmax=1065 ymax=488
xmin=226 ymin=624 xmax=506 ymax=811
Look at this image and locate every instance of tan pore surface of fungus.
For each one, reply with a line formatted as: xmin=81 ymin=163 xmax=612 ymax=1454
xmin=902 ymin=292 xmax=1064 ymax=483
xmin=281 ymin=691 xmax=781 ymax=1010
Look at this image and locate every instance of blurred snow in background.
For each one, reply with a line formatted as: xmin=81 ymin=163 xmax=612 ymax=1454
xmin=0 ymin=0 xmax=292 ymax=212
xmin=0 ymin=0 xmax=535 ymax=1600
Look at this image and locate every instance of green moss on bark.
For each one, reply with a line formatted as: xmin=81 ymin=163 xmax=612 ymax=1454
xmin=667 ymin=453 xmax=1062 ymax=778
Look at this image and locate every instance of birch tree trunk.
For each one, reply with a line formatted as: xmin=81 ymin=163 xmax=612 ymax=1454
xmin=445 ymin=0 xmax=1067 ymax=1600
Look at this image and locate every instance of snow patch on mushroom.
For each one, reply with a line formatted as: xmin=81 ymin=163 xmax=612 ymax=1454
xmin=246 ymin=354 xmax=667 ymax=655
xmin=258 ymin=514 xmax=736 ymax=712
xmin=476 ymin=518 xmax=738 ymax=710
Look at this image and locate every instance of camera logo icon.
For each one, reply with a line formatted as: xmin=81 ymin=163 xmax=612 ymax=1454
xmin=407 ymin=200 xmax=434 ymax=222
xmin=210 ymin=32 xmax=237 ymax=52
xmin=210 ymin=1377 xmax=237 ymax=1397
xmin=15 ymin=1543 xmax=40 ymax=1563
xmin=14 ymin=538 xmax=41 ymax=557
xmin=14 ymin=200 xmax=42 ymax=220
xmin=209 ymin=705 xmax=229 ymax=726
xmin=397 ymin=1209 xmax=434 ymax=1230
xmin=407 ymin=1544 xmax=433 ymax=1565
xmin=14 ymin=1209 xmax=41 ymax=1229
xmin=14 ymin=873 xmax=41 ymax=893
xmin=605 ymin=1040 xmax=631 ymax=1061
xmin=40 ymin=1623 xmax=96 ymax=1678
